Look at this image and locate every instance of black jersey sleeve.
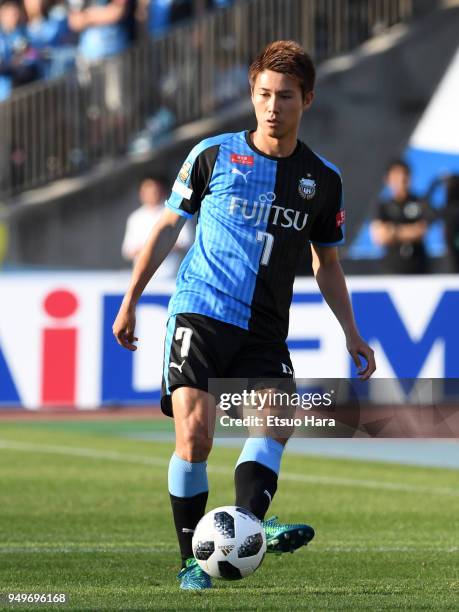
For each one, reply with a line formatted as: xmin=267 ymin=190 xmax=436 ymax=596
xmin=309 ymin=171 xmax=345 ymax=246
xmin=165 ymin=142 xmax=219 ymax=218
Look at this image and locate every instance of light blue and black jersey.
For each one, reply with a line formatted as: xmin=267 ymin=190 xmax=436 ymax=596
xmin=166 ymin=130 xmax=345 ymax=341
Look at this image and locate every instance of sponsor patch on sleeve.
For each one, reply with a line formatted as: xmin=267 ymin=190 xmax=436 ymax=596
xmin=231 ymin=153 xmax=254 ymax=166
xmin=173 ymin=180 xmax=193 ymax=200
xmin=178 ymin=160 xmax=192 ymax=183
xmin=336 ymin=210 xmax=346 ymax=227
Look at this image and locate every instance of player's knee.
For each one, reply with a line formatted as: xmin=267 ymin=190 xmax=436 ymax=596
xmin=176 ymin=433 xmax=213 ymax=462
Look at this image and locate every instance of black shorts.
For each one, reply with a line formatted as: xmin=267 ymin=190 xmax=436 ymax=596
xmin=160 ymin=313 xmax=294 ymax=417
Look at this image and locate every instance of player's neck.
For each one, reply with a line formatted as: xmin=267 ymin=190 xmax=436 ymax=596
xmin=250 ymin=129 xmax=298 ymax=158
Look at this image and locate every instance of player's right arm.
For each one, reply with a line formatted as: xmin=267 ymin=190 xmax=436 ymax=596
xmin=113 ymin=138 xmax=213 ymax=350
xmin=112 ymin=209 xmax=186 ymax=350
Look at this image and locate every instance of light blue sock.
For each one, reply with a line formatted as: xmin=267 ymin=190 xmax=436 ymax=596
xmin=168 ymin=453 xmax=208 ymax=498
xmin=236 ymin=437 xmax=285 ymax=476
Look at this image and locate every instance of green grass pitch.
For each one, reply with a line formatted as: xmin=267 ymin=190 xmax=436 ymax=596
xmin=0 ymin=419 xmax=458 ymax=610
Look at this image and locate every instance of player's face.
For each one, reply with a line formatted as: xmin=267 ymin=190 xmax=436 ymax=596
xmin=251 ymin=70 xmax=313 ymax=139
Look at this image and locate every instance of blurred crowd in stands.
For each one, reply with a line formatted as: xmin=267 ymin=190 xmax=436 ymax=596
xmin=0 ymin=0 xmax=233 ymax=101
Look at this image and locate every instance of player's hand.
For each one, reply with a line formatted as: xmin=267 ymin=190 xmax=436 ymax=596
xmin=346 ymin=333 xmax=376 ymax=380
xmin=112 ymin=304 xmax=138 ymax=351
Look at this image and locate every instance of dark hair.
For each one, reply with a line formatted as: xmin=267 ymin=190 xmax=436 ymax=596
xmin=386 ymin=159 xmax=411 ymax=174
xmin=0 ymin=0 xmax=22 ymax=8
xmin=142 ymin=175 xmax=167 ymax=186
xmin=141 ymin=176 xmax=169 ymax=194
xmin=248 ymin=40 xmax=315 ymax=99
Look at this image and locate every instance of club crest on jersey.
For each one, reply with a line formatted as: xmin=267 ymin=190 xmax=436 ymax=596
xmin=298 ymin=177 xmax=316 ymax=200
xmin=179 ymin=160 xmax=192 ymax=183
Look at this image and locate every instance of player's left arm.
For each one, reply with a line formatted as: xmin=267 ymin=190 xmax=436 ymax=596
xmin=311 ymin=244 xmax=376 ymax=379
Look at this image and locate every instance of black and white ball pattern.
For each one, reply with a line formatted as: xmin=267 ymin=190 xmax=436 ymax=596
xmin=192 ymin=506 xmax=267 ymax=580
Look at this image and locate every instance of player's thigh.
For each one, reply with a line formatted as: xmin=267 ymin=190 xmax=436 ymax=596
xmin=228 ymin=336 xmax=295 ymax=381
xmin=228 ymin=339 xmax=296 ymax=443
xmin=161 ymin=313 xmax=244 ymax=417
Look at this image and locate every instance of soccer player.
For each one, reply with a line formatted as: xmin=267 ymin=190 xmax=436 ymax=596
xmin=113 ymin=40 xmax=376 ymax=590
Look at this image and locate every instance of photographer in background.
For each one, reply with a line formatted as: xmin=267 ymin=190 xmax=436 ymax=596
xmin=371 ymin=159 xmax=432 ymax=274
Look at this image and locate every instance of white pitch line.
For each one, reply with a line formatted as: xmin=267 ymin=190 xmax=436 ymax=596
xmin=0 ymin=547 xmax=170 ymax=554
xmin=0 ymin=546 xmax=457 ymax=554
xmin=280 ymin=472 xmax=459 ymax=497
xmin=314 ymin=546 xmax=458 ymax=553
xmin=0 ymin=439 xmax=458 ymax=498
xmin=0 ymin=440 xmax=168 ymax=467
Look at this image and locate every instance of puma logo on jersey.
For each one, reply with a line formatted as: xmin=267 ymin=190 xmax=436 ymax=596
xmin=170 ymin=359 xmax=186 ymax=373
xmin=231 ymin=167 xmax=252 ymax=183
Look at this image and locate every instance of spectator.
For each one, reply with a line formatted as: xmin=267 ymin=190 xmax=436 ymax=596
xmin=122 ymin=176 xmax=193 ymax=277
xmin=68 ymin=0 xmax=136 ymax=61
xmin=24 ymin=0 xmax=76 ymax=79
xmin=144 ymin=0 xmax=176 ymax=38
xmin=0 ymin=0 xmax=40 ymax=101
xmin=370 ymin=160 xmax=431 ymax=274
xmin=143 ymin=0 xmax=231 ymax=40
xmin=443 ymin=174 xmax=459 ymax=272
xmin=68 ymin=0 xmax=137 ymax=137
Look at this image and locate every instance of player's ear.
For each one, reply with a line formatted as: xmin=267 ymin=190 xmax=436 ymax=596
xmin=303 ymin=90 xmax=314 ymax=111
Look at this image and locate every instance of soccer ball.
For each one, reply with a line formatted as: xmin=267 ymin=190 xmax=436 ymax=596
xmin=192 ymin=506 xmax=266 ymax=580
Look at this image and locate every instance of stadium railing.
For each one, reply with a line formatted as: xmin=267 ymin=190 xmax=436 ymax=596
xmin=0 ymin=0 xmax=415 ymax=200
